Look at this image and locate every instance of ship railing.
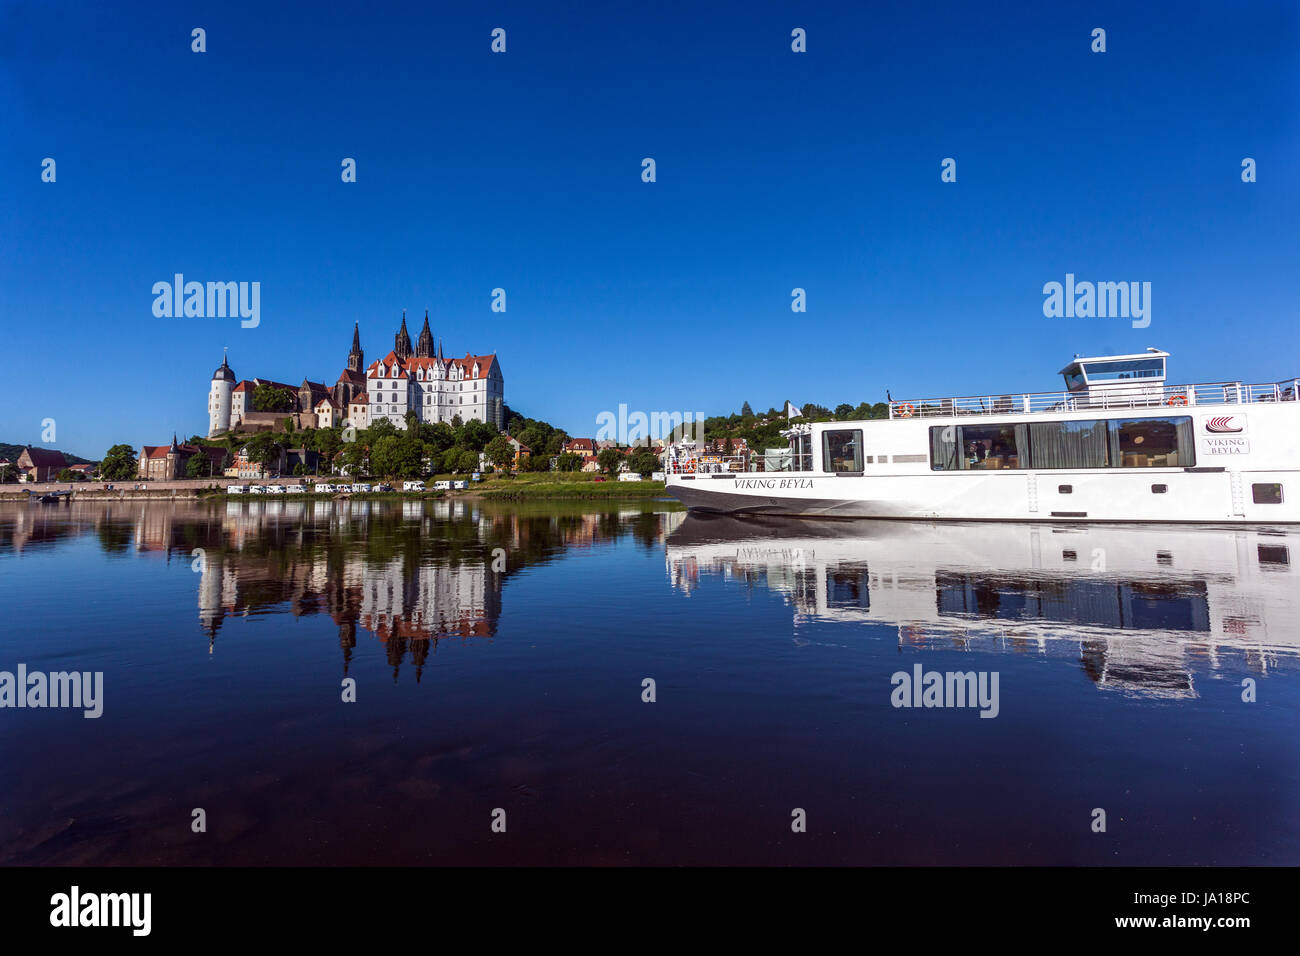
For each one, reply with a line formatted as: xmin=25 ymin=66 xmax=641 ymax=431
xmin=888 ymin=380 xmax=1299 ymax=419
xmin=669 ymin=453 xmax=815 ymax=474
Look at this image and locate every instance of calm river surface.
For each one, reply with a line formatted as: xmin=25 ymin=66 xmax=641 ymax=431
xmin=1 ymin=498 xmax=1297 ymax=865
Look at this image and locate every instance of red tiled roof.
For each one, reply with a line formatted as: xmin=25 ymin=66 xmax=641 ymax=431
xmin=371 ymin=352 xmax=498 ymax=380
xmin=367 ymin=353 xmax=408 ymax=379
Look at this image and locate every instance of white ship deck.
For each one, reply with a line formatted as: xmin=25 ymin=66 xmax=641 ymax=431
xmin=888 ymin=379 xmax=1299 ymax=419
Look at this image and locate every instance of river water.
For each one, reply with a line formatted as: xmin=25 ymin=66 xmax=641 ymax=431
xmin=1 ymin=498 xmax=1296 ymax=864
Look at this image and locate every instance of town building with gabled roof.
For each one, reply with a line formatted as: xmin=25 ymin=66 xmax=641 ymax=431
xmin=17 ymin=446 xmax=68 ymax=482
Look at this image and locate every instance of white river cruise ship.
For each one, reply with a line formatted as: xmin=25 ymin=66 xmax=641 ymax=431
xmin=666 ymin=349 xmax=1300 ymax=523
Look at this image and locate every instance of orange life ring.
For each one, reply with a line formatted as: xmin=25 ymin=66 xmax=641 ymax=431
xmin=895 ymin=403 xmax=916 ymax=418
xmin=1166 ymin=394 xmax=1187 ymax=406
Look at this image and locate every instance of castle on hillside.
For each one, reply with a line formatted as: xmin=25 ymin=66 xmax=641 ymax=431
xmin=208 ymin=313 xmax=504 ymax=436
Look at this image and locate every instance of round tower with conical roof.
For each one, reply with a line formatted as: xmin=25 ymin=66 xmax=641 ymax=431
xmin=208 ymin=352 xmax=236 ymax=436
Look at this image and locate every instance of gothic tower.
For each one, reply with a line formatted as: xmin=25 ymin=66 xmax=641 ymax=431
xmin=347 ymin=322 xmax=364 ymax=372
xmin=416 ymin=311 xmax=434 ymax=358
xmin=208 ymin=352 xmax=235 ymax=437
xmin=394 ymin=311 xmax=412 ymax=361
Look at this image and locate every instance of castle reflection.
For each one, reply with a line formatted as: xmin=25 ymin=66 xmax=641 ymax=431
xmin=0 ymin=498 xmax=677 ymax=681
xmin=666 ymin=515 xmax=1300 ymax=698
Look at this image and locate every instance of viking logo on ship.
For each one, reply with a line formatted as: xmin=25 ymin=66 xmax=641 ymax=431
xmin=1204 ymin=416 xmax=1244 ymax=434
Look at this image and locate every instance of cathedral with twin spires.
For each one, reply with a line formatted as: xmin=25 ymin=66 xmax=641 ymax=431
xmin=208 ymin=312 xmax=504 ymax=437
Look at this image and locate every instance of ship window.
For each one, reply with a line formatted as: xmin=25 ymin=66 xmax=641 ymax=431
xmin=1080 ymin=357 xmax=1165 ymax=382
xmin=929 ymin=427 xmax=957 ymax=470
xmin=1252 ymin=483 xmax=1283 ymax=504
xmin=1112 ymin=417 xmax=1194 ymax=468
xmin=1258 ymin=544 xmax=1289 ymax=566
xmin=930 ymin=424 xmax=1024 ymax=470
xmin=1152 ymin=484 xmax=1168 ymax=494
xmin=1058 ymin=485 xmax=1072 ymax=494
xmin=1028 ymin=420 xmax=1110 ymax=468
xmin=822 ymin=429 xmax=863 ymax=472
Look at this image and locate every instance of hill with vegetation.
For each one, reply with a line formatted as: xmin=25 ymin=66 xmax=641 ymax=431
xmin=665 ymin=399 xmax=892 ymax=452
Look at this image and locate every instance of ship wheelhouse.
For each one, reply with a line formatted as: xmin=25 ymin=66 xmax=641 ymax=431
xmin=1060 ymin=348 xmax=1169 ymax=407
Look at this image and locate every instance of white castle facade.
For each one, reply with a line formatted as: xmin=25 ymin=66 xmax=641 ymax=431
xmin=208 ymin=312 xmax=504 ymax=436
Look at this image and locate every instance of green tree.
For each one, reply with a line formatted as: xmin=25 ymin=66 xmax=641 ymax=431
xmin=243 ymin=433 xmax=282 ymax=473
xmin=555 ymin=452 xmax=581 ymax=473
xmin=421 ymin=421 xmax=456 ymax=452
xmin=597 ymin=448 xmax=624 ymax=475
xmin=450 ymin=449 xmax=480 ymax=473
xmin=371 ymin=435 xmax=421 ymax=478
xmin=316 ymin=428 xmax=342 ymax=470
xmin=185 ymin=453 xmax=211 ymax=478
xmin=458 ymin=419 xmax=498 ymax=452
xmin=99 ymin=444 xmax=138 ymax=480
xmin=252 ymin=384 xmax=295 ymax=413
xmin=293 ymin=463 xmax=307 ymax=476
xmin=485 ymin=436 xmax=514 ymax=471
xmin=368 ymin=418 xmax=397 ymax=439
xmin=340 ymin=442 xmax=366 ymax=476
xmin=421 ymin=448 xmax=442 ymax=476
xmin=630 ymin=451 xmax=660 ymax=477
xmin=56 ymin=467 xmax=82 ymax=482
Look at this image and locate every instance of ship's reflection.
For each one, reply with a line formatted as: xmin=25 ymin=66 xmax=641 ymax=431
xmin=666 ymin=514 xmax=1299 ymax=697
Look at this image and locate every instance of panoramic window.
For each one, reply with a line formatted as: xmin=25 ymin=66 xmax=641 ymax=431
xmin=1113 ymin=417 xmax=1194 ymax=468
xmin=822 ymin=429 xmax=863 ymax=472
xmin=960 ymin=424 xmax=1020 ymax=470
xmin=1028 ymin=420 xmax=1110 ymax=469
xmin=1081 ymin=357 xmax=1165 ymax=382
xmin=930 ymin=425 xmax=1024 ymax=470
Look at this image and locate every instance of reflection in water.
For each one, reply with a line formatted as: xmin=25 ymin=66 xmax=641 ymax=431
xmin=666 ymin=515 xmax=1299 ymax=698
xmin=2 ymin=500 xmax=1297 ymax=866
xmin=1 ymin=499 xmax=678 ymax=682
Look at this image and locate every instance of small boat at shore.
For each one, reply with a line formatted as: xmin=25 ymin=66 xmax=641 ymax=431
xmin=26 ymin=489 xmax=73 ymax=504
xmin=666 ymin=349 xmax=1300 ymax=524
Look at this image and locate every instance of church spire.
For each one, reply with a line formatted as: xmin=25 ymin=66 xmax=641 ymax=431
xmin=438 ymin=338 xmax=444 ymax=362
xmin=347 ymin=322 xmax=364 ymax=372
xmin=416 ymin=310 xmax=434 ymax=358
xmin=394 ymin=311 xmax=412 ymax=361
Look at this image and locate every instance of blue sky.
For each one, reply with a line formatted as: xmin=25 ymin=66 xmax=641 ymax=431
xmin=2 ymin=0 xmax=1297 ymax=457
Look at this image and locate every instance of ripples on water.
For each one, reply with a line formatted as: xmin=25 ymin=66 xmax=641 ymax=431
xmin=0 ymin=499 xmax=1296 ymax=865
